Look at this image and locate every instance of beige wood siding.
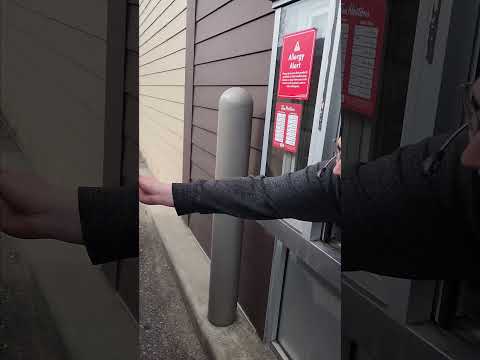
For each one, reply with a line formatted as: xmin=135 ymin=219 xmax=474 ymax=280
xmin=139 ymin=0 xmax=186 ymax=183
xmin=0 ymin=0 xmax=108 ymax=186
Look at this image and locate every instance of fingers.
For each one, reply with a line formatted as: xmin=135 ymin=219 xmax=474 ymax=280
xmin=138 ymin=175 xmax=158 ymax=195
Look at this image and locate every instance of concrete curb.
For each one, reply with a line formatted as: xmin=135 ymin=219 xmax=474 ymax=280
xmin=140 ymin=155 xmax=276 ymax=360
xmin=146 ymin=204 xmax=277 ymax=360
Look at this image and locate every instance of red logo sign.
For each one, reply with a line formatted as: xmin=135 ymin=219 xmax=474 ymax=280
xmin=341 ymin=0 xmax=387 ymax=118
xmin=277 ymin=29 xmax=317 ymax=100
xmin=272 ymin=102 xmax=303 ymax=153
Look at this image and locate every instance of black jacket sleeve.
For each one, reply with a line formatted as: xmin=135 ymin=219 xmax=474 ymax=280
xmin=341 ymin=131 xmax=480 ymax=278
xmin=171 ymin=161 xmax=341 ymax=224
xmin=78 ymin=186 xmax=139 ymax=265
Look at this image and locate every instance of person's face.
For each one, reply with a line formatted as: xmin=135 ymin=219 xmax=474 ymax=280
xmin=462 ymin=79 xmax=480 ymax=169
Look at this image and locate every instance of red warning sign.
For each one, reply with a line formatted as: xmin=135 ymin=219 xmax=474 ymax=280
xmin=277 ymin=28 xmax=317 ymax=100
xmin=341 ymin=0 xmax=387 ymax=117
xmin=272 ymin=102 xmax=303 ymax=153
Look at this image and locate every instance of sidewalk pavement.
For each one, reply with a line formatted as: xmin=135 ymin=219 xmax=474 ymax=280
xmin=140 ymin=205 xmax=209 ymax=360
xmin=140 ymin=157 xmax=277 ymax=360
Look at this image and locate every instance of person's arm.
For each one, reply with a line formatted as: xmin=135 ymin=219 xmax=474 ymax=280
xmin=0 ymin=169 xmax=138 ymax=265
xmin=171 ymin=161 xmax=341 ymax=223
xmin=78 ymin=186 xmax=139 ymax=265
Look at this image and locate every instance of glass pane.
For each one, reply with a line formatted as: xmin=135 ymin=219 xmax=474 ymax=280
xmin=265 ymin=0 xmax=333 ymax=177
xmin=277 ymin=252 xmax=340 ymax=360
xmin=452 ymin=280 xmax=480 ymax=344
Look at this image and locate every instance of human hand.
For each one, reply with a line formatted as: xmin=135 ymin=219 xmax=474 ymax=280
xmin=0 ymin=170 xmax=83 ymax=244
xmin=139 ymin=176 xmax=174 ymax=207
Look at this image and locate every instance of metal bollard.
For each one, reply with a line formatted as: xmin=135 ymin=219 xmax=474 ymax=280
xmin=207 ymin=87 xmax=253 ymax=326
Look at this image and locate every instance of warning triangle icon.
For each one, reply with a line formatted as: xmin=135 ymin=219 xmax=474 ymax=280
xmin=294 ymin=41 xmax=301 ymax=52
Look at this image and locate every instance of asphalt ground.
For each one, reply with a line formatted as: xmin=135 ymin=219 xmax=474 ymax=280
xmin=139 ymin=205 xmax=210 ymax=360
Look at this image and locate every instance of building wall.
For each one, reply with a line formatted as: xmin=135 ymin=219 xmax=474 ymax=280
xmin=0 ymin=0 xmax=139 ymax=320
xmin=184 ymin=0 xmax=276 ymax=337
xmin=0 ymin=0 xmax=107 ymax=186
xmin=139 ymin=0 xmax=187 ymax=183
xmin=117 ymin=0 xmax=140 ymax=321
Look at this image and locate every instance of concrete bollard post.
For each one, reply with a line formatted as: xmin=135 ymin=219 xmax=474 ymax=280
xmin=207 ymin=87 xmax=253 ymax=326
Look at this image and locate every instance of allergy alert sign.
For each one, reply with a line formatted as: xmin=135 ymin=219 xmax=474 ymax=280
xmin=272 ymin=102 xmax=303 ymax=153
xmin=277 ymin=28 xmax=317 ymax=100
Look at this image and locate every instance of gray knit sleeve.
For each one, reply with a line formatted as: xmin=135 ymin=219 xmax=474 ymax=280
xmin=172 ymin=161 xmax=340 ymax=223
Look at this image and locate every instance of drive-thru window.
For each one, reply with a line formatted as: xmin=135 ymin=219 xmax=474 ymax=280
xmin=259 ymin=0 xmax=341 ymax=359
xmin=342 ymin=0 xmax=480 ymax=359
xmin=259 ymin=0 xmax=480 ymax=359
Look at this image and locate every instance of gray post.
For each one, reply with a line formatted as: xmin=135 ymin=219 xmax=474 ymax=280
xmin=207 ymin=87 xmax=253 ymax=326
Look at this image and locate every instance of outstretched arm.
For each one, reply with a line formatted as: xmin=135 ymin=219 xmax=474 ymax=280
xmin=0 ymin=170 xmax=138 ymax=265
xmin=140 ymin=161 xmax=341 ymax=224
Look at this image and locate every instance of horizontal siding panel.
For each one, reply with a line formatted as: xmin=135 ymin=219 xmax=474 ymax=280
xmin=191 ymin=163 xmax=213 ymax=181
xmin=139 ymin=10 xmax=186 ymax=55
xmin=192 ymin=106 xmax=217 ymax=133
xmin=139 ymin=0 xmax=152 ymax=15
xmin=192 ymin=126 xmax=216 ymax=155
xmin=8 ymin=2 xmax=106 ymax=79
xmin=238 ymin=220 xmax=274 ymax=338
xmin=125 ymin=52 xmax=139 ymax=96
xmin=139 ymin=96 xmax=184 ymax=120
xmin=140 ymin=49 xmax=186 ymax=75
xmin=190 ymin=130 xmax=262 ymax=172
xmin=140 ymin=0 xmax=184 ymax=37
xmin=139 ymin=85 xmax=185 ymax=103
xmin=140 ymin=132 xmax=183 ymax=164
xmin=191 ymin=144 xmax=215 ymax=177
xmin=13 ymin=0 xmax=108 ymax=40
xmin=139 ymin=0 xmax=161 ymax=25
xmin=195 ymin=0 xmax=273 ymax=43
xmin=140 ymin=30 xmax=186 ymax=66
xmin=139 ymin=68 xmax=185 ymax=86
xmin=140 ymin=136 xmax=183 ymax=182
xmin=193 ymin=85 xmax=267 ymax=118
xmin=192 ymin=106 xmax=264 ymax=150
xmin=189 ymin=214 xmax=212 ymax=256
xmin=194 ymin=14 xmax=273 ymax=65
xmin=194 ymin=51 xmax=271 ymax=86
xmin=126 ymin=3 xmax=139 ymax=52
xmin=195 ymin=0 xmax=231 ymax=20
xmin=140 ymin=0 xmax=186 ymax=46
xmin=140 ymin=102 xmax=184 ymax=138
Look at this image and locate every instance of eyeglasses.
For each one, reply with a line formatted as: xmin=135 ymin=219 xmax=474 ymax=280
xmin=462 ymin=82 xmax=480 ymax=137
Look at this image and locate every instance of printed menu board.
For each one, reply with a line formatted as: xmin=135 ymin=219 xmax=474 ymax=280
xmin=341 ymin=0 xmax=387 ymax=117
xmin=272 ymin=102 xmax=303 ymax=153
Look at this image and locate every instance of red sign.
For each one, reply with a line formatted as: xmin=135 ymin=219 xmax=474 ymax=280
xmin=272 ymin=102 xmax=303 ymax=153
xmin=341 ymin=0 xmax=387 ymax=117
xmin=277 ymin=28 xmax=317 ymax=100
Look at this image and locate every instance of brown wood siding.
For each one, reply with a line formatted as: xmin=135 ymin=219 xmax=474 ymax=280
xmin=194 ymin=14 xmax=274 ymax=65
xmin=193 ymin=52 xmax=271 ymax=86
xmin=184 ymin=0 xmax=275 ymax=337
xmin=194 ymin=0 xmax=272 ymax=43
